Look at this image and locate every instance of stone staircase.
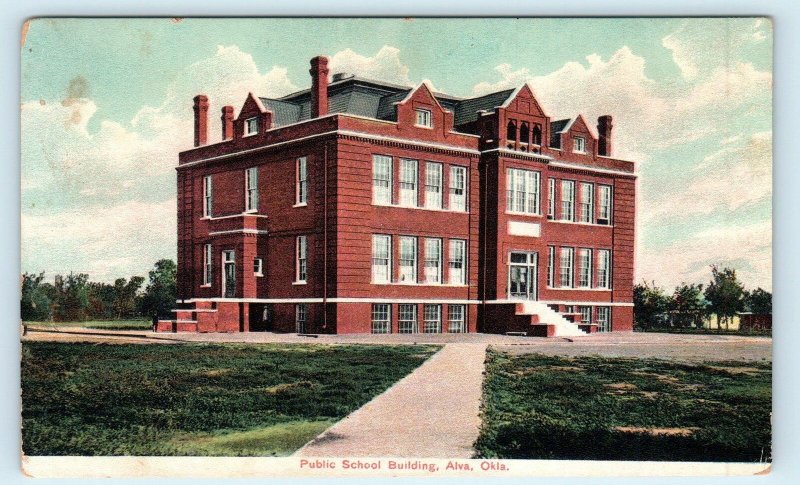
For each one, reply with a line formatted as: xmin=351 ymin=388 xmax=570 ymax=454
xmin=516 ymin=301 xmax=587 ymax=337
xmin=155 ymin=301 xmax=227 ymax=333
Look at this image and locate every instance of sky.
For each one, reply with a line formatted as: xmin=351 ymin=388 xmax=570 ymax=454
xmin=20 ymin=18 xmax=773 ymax=291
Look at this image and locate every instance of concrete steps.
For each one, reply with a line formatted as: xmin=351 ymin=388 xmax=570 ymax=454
xmin=516 ymin=301 xmax=587 ymax=337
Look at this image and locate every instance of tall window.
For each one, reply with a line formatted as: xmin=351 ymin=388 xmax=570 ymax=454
xmin=425 ymin=162 xmax=443 ymax=209
xmin=296 ymin=236 xmax=307 ymax=282
xmin=373 ymin=155 xmax=392 ymax=204
xmin=578 ymin=248 xmax=592 ymax=288
xmin=245 ymin=117 xmax=259 ymax=136
xmin=203 ymin=175 xmax=213 ymax=217
xmin=598 ymin=249 xmax=611 ymax=289
xmin=547 ymin=178 xmax=555 ymax=219
xmin=448 ymin=304 xmax=466 ymax=333
xmin=448 ymin=239 xmax=466 ymax=285
xmin=560 ymin=247 xmax=574 ymax=288
xmin=399 ymin=159 xmax=418 ymax=207
xmin=449 ymin=166 xmax=467 ymax=211
xmin=547 ymin=246 xmax=555 ymax=287
xmin=561 ymin=180 xmax=575 ymax=221
xmin=296 ymin=157 xmax=308 ymax=205
xmin=372 ymin=235 xmax=391 ymax=283
xmin=371 ymin=304 xmax=391 ymax=334
xmin=203 ymin=243 xmax=212 ymax=286
xmin=579 ymin=182 xmax=594 ymax=223
xmin=597 ymin=306 xmax=611 ymax=332
xmin=580 ymin=306 xmax=592 ymax=324
xmin=399 ymin=236 xmax=417 ymax=283
xmin=295 ymin=304 xmax=307 ymax=333
xmin=253 ymin=258 xmax=263 ymax=277
xmin=245 ymin=167 xmax=259 ymax=212
xmin=423 ymin=304 xmax=442 ymax=333
xmin=424 ymin=238 xmax=442 ymax=283
xmin=573 ymin=136 xmax=586 ymax=153
xmin=598 ymin=185 xmax=613 ymax=224
xmin=415 ymin=109 xmax=432 ymax=128
xmin=506 ymin=168 xmax=540 ymax=214
xmin=398 ymin=304 xmax=418 ymax=333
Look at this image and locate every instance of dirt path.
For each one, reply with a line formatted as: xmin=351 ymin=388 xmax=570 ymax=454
xmin=294 ymin=343 xmax=487 ymax=458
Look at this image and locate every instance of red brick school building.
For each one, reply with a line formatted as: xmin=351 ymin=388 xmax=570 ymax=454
xmin=157 ymin=56 xmax=636 ymax=337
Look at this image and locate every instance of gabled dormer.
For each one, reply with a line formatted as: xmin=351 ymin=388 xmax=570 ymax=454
xmin=554 ymin=114 xmax=597 ymax=158
xmin=234 ymin=92 xmax=273 ymax=139
xmin=393 ymin=82 xmax=455 ymax=135
xmin=496 ymin=84 xmax=550 ymax=154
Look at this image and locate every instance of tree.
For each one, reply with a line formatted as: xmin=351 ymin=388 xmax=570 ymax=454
xmin=112 ymin=277 xmax=145 ymax=319
xmin=744 ymin=287 xmax=772 ymax=314
xmin=139 ymin=259 xmax=177 ymax=319
xmin=21 ymin=272 xmax=54 ymax=321
xmin=669 ymin=283 xmax=707 ymax=328
xmin=633 ymin=281 xmax=670 ymax=330
xmin=53 ymin=273 xmax=90 ymax=321
xmin=704 ymin=266 xmax=745 ymax=330
xmin=87 ymin=281 xmax=116 ymax=319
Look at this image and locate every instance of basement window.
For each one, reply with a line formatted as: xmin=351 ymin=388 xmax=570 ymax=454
xmin=245 ymin=117 xmax=259 ymax=136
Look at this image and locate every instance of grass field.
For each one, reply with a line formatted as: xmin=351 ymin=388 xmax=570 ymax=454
xmin=24 ymin=320 xmax=153 ymax=331
xmin=475 ymin=351 xmax=771 ymax=462
xmin=22 ymin=342 xmax=439 ymax=456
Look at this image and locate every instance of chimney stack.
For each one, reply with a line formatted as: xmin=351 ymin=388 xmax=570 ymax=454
xmin=309 ymin=56 xmax=330 ymax=118
xmin=221 ymin=106 xmax=234 ymax=140
xmin=597 ymin=115 xmax=613 ymax=156
xmin=193 ymin=95 xmax=209 ymax=147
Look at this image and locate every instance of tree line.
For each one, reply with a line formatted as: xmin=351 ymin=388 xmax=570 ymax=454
xmin=634 ymin=265 xmax=772 ymax=331
xmin=21 ymin=259 xmax=177 ymax=322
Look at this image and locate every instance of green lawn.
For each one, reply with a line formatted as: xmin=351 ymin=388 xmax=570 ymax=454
xmin=24 ymin=320 xmax=153 ymax=331
xmin=475 ymin=350 xmax=771 ymax=462
xmin=22 ymin=342 xmax=439 ymax=456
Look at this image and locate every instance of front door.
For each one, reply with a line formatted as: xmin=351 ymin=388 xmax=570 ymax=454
xmin=508 ymin=251 xmax=538 ymax=300
xmin=222 ymin=250 xmax=236 ymax=298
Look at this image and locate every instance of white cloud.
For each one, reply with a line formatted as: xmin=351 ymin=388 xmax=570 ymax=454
xmin=329 ymin=46 xmax=412 ymax=86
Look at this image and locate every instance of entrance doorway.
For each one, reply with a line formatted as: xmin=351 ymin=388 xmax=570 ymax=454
xmin=222 ymin=250 xmax=236 ymax=298
xmin=508 ymin=251 xmax=538 ymax=300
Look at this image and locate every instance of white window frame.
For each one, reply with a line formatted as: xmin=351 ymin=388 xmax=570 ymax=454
xmin=372 ymin=155 xmax=393 ymax=205
xmin=573 ymin=136 xmax=586 ymax=153
xmin=296 ymin=235 xmax=307 ymax=283
xmin=202 ymin=243 xmax=212 ymax=286
xmin=372 ymin=234 xmax=392 ymax=284
xmin=423 ymin=304 xmax=442 ymax=333
xmin=449 ymin=166 xmax=467 ymax=211
xmin=547 ymin=178 xmax=555 ymax=219
xmin=598 ymin=249 xmax=611 ymax=289
xmin=398 ymin=304 xmax=418 ymax=334
xmin=371 ymin=303 xmax=391 ymax=334
xmin=245 ymin=167 xmax=259 ymax=212
xmin=578 ymin=248 xmax=592 ymax=288
xmin=506 ymin=168 xmax=540 ymax=214
xmin=296 ymin=157 xmax=308 ymax=206
xmin=447 ymin=304 xmax=466 ymax=333
xmin=579 ymin=182 xmax=594 ymax=223
xmin=561 ymin=180 xmax=575 ymax=221
xmin=425 ymin=162 xmax=443 ymax=209
xmin=580 ymin=306 xmax=592 ymax=325
xmin=598 ymin=185 xmax=613 ymax=224
xmin=547 ymin=246 xmax=555 ymax=288
xmin=245 ymin=117 xmax=259 ymax=136
xmin=597 ymin=306 xmax=611 ymax=332
xmin=415 ymin=109 xmax=432 ymax=128
xmin=448 ymin=239 xmax=467 ymax=285
xmin=295 ymin=303 xmax=307 ymax=333
xmin=399 ymin=236 xmax=417 ymax=283
xmin=424 ymin=238 xmax=442 ymax=284
xmin=399 ymin=159 xmax=418 ymax=207
xmin=253 ymin=257 xmax=263 ymax=277
xmin=560 ymin=247 xmax=574 ymax=288
xmin=203 ymin=175 xmax=213 ymax=218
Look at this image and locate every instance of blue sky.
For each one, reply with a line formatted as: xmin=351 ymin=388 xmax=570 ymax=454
xmin=20 ymin=18 xmax=772 ymax=290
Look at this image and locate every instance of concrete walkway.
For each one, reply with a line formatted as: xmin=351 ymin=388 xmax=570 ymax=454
xmin=295 ymin=343 xmax=487 ymax=458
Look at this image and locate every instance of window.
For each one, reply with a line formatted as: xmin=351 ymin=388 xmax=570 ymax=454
xmin=580 ymin=306 xmax=592 ymax=325
xmin=373 ymin=155 xmax=392 ymax=204
xmin=296 ymin=157 xmax=308 ymax=205
xmin=547 ymin=246 xmax=555 ymax=287
xmin=254 ymin=258 xmax=263 ymax=277
xmin=399 ymin=159 xmax=418 ymax=207
xmin=598 ymin=249 xmax=611 ymax=289
xmin=449 ymin=166 xmax=467 ymax=211
xmin=520 ymin=122 xmax=530 ymax=144
xmin=415 ymin=109 xmax=432 ymax=128
xmin=295 ymin=304 xmax=307 ymax=333
xmin=245 ymin=117 xmax=259 ymax=136
xmin=424 ymin=238 xmax=442 ymax=283
xmin=560 ymin=180 xmax=575 ymax=221
xmin=425 ymin=162 xmax=443 ymax=209
xmin=597 ymin=306 xmax=611 ymax=332
xmin=578 ymin=248 xmax=592 ymax=288
xmin=203 ymin=244 xmax=212 ymax=286
xmin=532 ymin=124 xmax=542 ymax=146
xmin=448 ymin=304 xmax=466 ymax=333
xmin=372 ymin=235 xmax=391 ymax=283
xmin=398 ymin=304 xmax=418 ymax=334
xmin=448 ymin=239 xmax=466 ymax=285
xmin=547 ymin=178 xmax=556 ymax=219
xmin=296 ymin=236 xmax=307 ymax=283
xmin=573 ymin=136 xmax=586 ymax=153
xmin=560 ymin=247 xmax=574 ymax=287
xmin=203 ymin=175 xmax=213 ymax=218
xmin=579 ymin=182 xmax=594 ymax=223
xmin=598 ymin=185 xmax=613 ymax=224
xmin=399 ymin=236 xmax=417 ymax=283
xmin=506 ymin=120 xmax=517 ymax=142
xmin=371 ymin=304 xmax=391 ymax=334
xmin=506 ymin=168 xmax=540 ymax=214
xmin=245 ymin=167 xmax=258 ymax=212
xmin=423 ymin=304 xmax=442 ymax=333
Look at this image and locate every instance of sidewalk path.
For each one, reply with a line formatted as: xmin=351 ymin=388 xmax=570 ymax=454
xmin=295 ymin=343 xmax=487 ymax=458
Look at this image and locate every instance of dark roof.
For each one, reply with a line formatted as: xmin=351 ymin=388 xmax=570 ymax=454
xmin=259 ymin=98 xmax=302 ymax=127
xmin=451 ymin=89 xmax=515 ymax=126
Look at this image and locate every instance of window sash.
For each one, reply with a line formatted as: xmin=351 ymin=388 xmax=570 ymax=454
xmin=415 ymin=109 xmax=432 ymax=127
xmin=203 ymin=244 xmax=212 ymax=285
xmin=253 ymin=258 xmax=263 ymax=276
xmin=547 ymin=246 xmax=555 ymax=287
xmin=599 ymin=185 xmax=612 ymax=221
xmin=295 ymin=304 xmax=307 ymax=332
xmin=425 ymin=162 xmax=443 ymax=209
xmin=424 ymin=238 xmax=442 ymax=283
xmin=579 ymin=183 xmax=593 ymax=223
xmin=580 ymin=306 xmax=592 ymax=324
xmin=598 ymin=250 xmax=611 ymax=289
xmin=246 ymin=117 xmax=258 ymax=135
xmin=597 ymin=307 xmax=611 ymax=332
xmin=448 ymin=239 xmax=466 ymax=285
xmin=560 ymin=247 xmax=574 ymax=287
xmin=506 ymin=168 xmax=539 ymax=214
xmin=449 ymin=166 xmax=467 ymax=211
xmin=296 ymin=236 xmax=307 ymax=282
xmin=423 ymin=304 xmax=441 ymax=333
xmin=547 ymin=178 xmax=555 ymax=217
xmin=578 ymin=249 xmax=592 ymax=287
xmin=399 ymin=159 xmax=418 ymax=207
xmin=447 ymin=304 xmax=466 ymax=333
xmin=245 ymin=167 xmax=259 ymax=212
xmin=372 ymin=235 xmax=391 ymax=283
xmin=371 ymin=304 xmax=391 ymax=334
xmin=398 ymin=304 xmax=417 ymax=333
xmin=373 ymin=155 xmax=392 ymax=204
xmin=296 ymin=157 xmax=308 ymax=204
xmin=399 ymin=236 xmax=417 ymax=283
xmin=561 ymin=180 xmax=575 ymax=221
xmin=573 ymin=136 xmax=585 ymax=153
xmin=203 ymin=176 xmax=213 ymax=217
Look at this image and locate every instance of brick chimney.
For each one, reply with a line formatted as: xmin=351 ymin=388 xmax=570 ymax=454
xmin=193 ymin=95 xmax=209 ymax=147
xmin=221 ymin=105 xmax=234 ymax=141
xmin=597 ymin=115 xmax=613 ymax=156
xmin=309 ymin=56 xmax=329 ymax=118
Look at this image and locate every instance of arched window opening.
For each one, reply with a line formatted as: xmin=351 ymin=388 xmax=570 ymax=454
xmin=532 ymin=124 xmax=542 ymax=146
xmin=520 ymin=122 xmax=530 ymax=144
xmin=506 ymin=120 xmax=517 ymax=142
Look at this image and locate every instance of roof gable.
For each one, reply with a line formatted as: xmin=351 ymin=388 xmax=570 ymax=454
xmin=501 ymin=83 xmax=548 ymax=118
